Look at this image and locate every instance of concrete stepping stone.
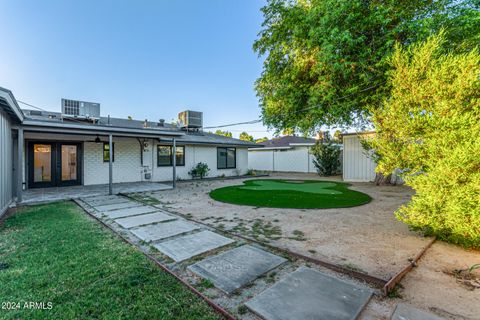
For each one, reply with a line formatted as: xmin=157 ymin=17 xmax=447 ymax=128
xmin=94 ymin=201 xmax=141 ymax=212
xmin=188 ymin=245 xmax=287 ymax=294
xmin=104 ymin=206 xmax=158 ymax=219
xmin=114 ymin=212 xmax=175 ymax=229
xmin=154 ymin=230 xmax=235 ymax=262
xmin=245 ymin=266 xmax=373 ymax=320
xmin=131 ymin=220 xmax=199 ymax=242
xmin=391 ymin=303 xmax=444 ymax=320
xmin=82 ymin=195 xmax=119 ymax=203
xmin=83 ymin=197 xmax=130 ymax=206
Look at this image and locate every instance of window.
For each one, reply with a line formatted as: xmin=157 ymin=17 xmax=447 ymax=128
xmin=157 ymin=145 xmax=185 ymax=167
xmin=103 ymin=143 xmax=114 ymax=162
xmin=217 ymin=147 xmax=236 ymax=169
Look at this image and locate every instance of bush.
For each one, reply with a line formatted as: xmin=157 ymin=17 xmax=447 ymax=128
xmin=370 ymin=33 xmax=480 ymax=247
xmin=188 ymin=162 xmax=210 ymax=179
xmin=310 ymin=141 xmax=341 ymax=176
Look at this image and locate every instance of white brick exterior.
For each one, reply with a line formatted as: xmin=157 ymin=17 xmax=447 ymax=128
xmin=23 ymin=133 xmax=249 ymax=186
xmin=152 ymin=144 xmax=248 ymax=182
xmin=84 ymin=138 xmax=143 ymax=185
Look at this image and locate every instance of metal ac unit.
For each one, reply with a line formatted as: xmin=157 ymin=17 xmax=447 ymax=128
xmin=61 ymin=99 xmax=100 ymax=119
xmin=178 ymin=110 xmax=203 ymax=128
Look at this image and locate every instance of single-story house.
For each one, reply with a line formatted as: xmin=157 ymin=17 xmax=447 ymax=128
xmin=248 ymin=136 xmax=321 ymax=173
xmin=0 ymin=86 xmax=258 ymax=215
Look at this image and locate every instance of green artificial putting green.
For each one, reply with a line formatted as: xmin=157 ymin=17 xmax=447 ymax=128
xmin=209 ymin=179 xmax=371 ymax=209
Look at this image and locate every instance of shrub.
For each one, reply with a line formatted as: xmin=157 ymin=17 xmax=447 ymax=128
xmin=310 ymin=141 xmax=341 ymax=176
xmin=370 ymin=33 xmax=480 ymax=247
xmin=188 ymin=162 xmax=210 ymax=179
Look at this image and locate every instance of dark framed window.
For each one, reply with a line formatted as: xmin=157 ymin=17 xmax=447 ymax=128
xmin=103 ymin=143 xmax=114 ymax=162
xmin=217 ymin=147 xmax=236 ymax=169
xmin=157 ymin=145 xmax=185 ymax=167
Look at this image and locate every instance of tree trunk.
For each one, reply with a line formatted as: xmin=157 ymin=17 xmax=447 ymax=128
xmin=374 ymin=172 xmax=392 ymax=185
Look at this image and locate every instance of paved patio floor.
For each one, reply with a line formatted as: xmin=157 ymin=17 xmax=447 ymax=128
xmin=21 ymin=182 xmax=172 ymax=204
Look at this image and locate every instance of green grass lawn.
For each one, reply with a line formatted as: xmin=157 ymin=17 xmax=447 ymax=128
xmin=0 ymin=202 xmax=218 ymax=320
xmin=210 ymin=179 xmax=371 ymax=209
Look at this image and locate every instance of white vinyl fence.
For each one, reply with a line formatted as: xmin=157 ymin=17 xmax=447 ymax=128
xmin=249 ymin=146 xmax=329 ymax=173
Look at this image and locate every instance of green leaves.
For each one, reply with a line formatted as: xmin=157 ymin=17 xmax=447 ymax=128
xmin=310 ymin=141 xmax=341 ymax=176
xmin=239 ymin=131 xmax=254 ymax=142
xmin=254 ymin=0 xmax=480 ymax=134
xmin=371 ymin=33 xmax=480 ymax=247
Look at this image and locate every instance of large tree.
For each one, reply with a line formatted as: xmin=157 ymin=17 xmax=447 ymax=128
xmin=369 ymin=34 xmax=480 ymax=247
xmin=254 ymin=0 xmax=480 ymax=134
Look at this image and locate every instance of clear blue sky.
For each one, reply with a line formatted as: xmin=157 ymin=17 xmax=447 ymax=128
xmin=0 ymin=0 xmax=275 ymax=138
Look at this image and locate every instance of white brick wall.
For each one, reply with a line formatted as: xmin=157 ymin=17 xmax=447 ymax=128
xmin=84 ymin=138 xmax=144 ymax=185
xmin=152 ymin=144 xmax=248 ymax=181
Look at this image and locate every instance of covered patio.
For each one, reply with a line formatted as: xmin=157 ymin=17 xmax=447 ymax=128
xmin=20 ymin=181 xmax=171 ymax=204
xmin=14 ymin=116 xmax=184 ymax=205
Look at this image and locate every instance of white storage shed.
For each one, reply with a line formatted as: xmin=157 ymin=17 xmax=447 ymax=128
xmin=342 ymin=132 xmax=377 ymax=182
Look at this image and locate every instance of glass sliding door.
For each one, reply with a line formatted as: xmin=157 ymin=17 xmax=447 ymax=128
xmin=33 ymin=144 xmax=53 ymax=184
xmin=28 ymin=142 xmax=82 ymax=188
xmin=61 ymin=145 xmax=78 ymax=182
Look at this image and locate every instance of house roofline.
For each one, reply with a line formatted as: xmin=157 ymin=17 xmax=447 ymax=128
xmin=248 ymin=146 xmax=292 ymax=151
xmin=288 ymin=143 xmax=316 ymax=146
xmin=341 ymin=131 xmax=376 ymax=137
xmin=19 ymin=119 xmax=184 ymax=137
xmin=0 ymin=87 xmax=24 ymax=122
xmin=160 ymin=139 xmax=257 ymax=147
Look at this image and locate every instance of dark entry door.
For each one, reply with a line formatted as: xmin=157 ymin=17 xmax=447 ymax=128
xmin=28 ymin=142 xmax=82 ymax=188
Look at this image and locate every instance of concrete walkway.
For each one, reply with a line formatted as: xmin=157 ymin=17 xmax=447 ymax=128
xmin=21 ymin=182 xmax=171 ymax=204
xmin=81 ymin=194 xmax=428 ymax=320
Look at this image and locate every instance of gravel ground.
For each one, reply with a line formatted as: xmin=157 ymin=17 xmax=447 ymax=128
xmin=146 ymin=172 xmax=480 ymax=319
xmin=151 ymin=173 xmax=426 ymax=279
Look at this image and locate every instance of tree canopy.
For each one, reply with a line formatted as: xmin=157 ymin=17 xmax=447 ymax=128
xmin=239 ymin=131 xmax=255 ymax=142
xmin=254 ymin=0 xmax=480 ymax=134
xmin=213 ymin=130 xmax=233 ymax=138
xmin=255 ymin=137 xmax=269 ymax=143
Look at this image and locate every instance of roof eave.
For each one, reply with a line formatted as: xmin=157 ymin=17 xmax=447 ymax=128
xmin=19 ymin=119 xmax=184 ymax=137
xmin=248 ymin=146 xmax=292 ymax=151
xmin=0 ymin=87 xmax=24 ymax=122
xmin=342 ymin=131 xmax=376 ymax=137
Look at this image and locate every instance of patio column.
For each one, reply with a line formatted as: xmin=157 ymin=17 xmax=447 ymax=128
xmin=109 ymin=134 xmax=113 ymax=195
xmin=17 ymin=128 xmax=23 ymax=203
xmin=172 ymin=138 xmax=176 ymax=189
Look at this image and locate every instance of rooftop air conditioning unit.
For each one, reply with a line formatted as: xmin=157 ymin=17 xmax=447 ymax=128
xmin=61 ymin=99 xmax=100 ymax=119
xmin=178 ymin=110 xmax=203 ymax=129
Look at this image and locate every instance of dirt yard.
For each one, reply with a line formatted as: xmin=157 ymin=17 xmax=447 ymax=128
xmin=148 ymin=173 xmax=480 ymax=319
